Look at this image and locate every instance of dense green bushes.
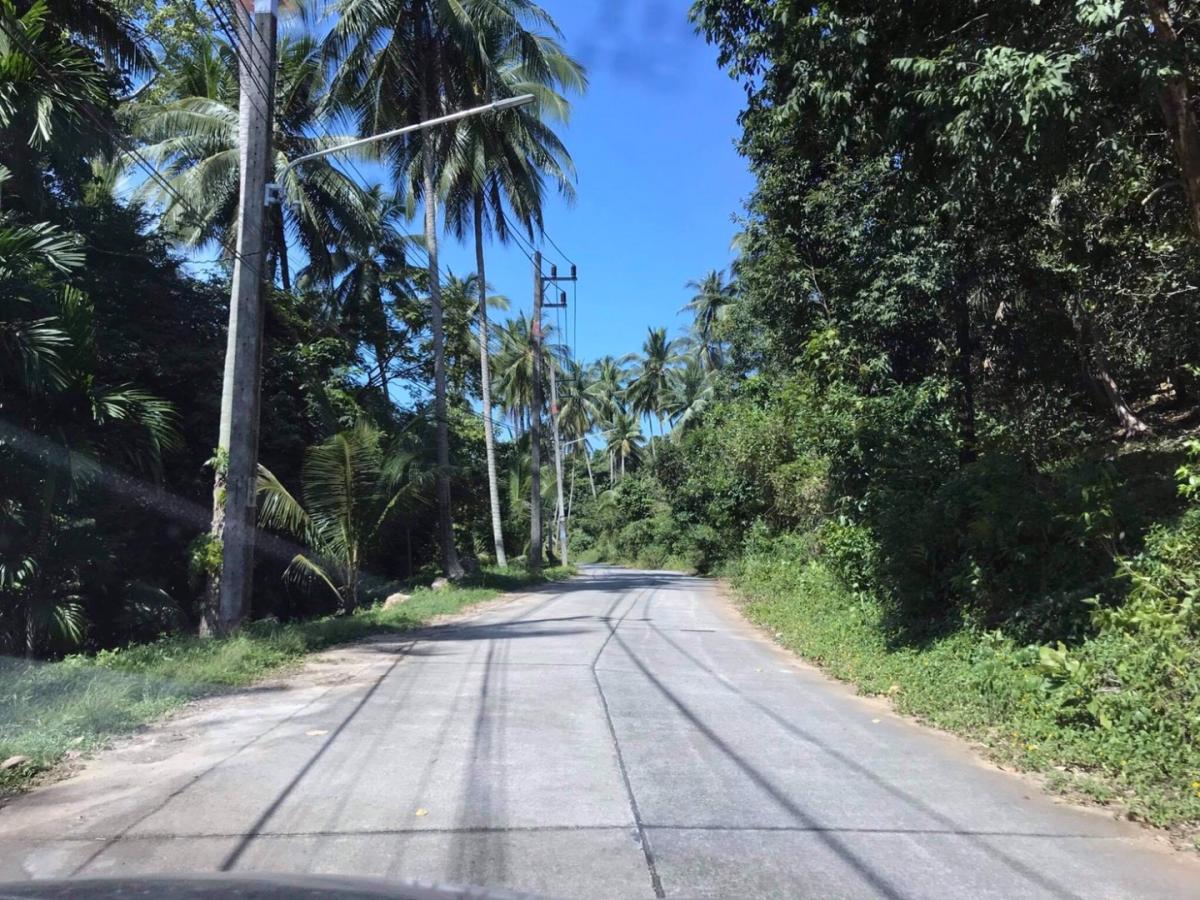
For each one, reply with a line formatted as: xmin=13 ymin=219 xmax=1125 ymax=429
xmin=732 ymin=491 xmax=1200 ymax=840
xmin=570 ymin=373 xmax=1200 ymax=838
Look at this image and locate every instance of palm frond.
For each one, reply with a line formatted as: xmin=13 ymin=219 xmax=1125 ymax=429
xmin=283 ymin=552 xmax=344 ymax=607
xmin=257 ymin=463 xmax=312 ymax=538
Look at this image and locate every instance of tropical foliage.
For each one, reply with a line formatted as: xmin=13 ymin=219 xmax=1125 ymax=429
xmin=0 ymin=0 xmax=586 ymax=656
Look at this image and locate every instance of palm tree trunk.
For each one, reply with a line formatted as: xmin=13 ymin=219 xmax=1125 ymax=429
xmin=376 ymin=349 xmax=389 ymax=400
xmin=584 ymin=448 xmax=597 ymax=498
xmin=422 ymin=116 xmax=463 ymax=580
xmin=474 ymin=192 xmax=507 ymax=568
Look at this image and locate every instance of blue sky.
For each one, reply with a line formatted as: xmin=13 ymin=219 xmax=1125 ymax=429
xmin=435 ymin=0 xmax=752 ymax=363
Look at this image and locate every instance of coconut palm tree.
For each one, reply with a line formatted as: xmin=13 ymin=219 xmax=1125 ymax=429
xmin=605 ymin=410 xmax=643 ymax=479
xmin=664 ymin=357 xmax=715 ymax=439
xmin=682 ymin=269 xmax=734 ymax=371
xmin=257 ymin=423 xmax=419 ymax=613
xmin=555 ymin=358 xmax=596 ymax=442
xmin=492 ymin=312 xmax=560 ymax=436
xmin=132 ymin=31 xmax=374 ymax=291
xmin=626 ymin=327 xmax=679 ymax=436
xmin=587 ymin=355 xmax=630 ymax=480
xmin=301 ymin=186 xmax=419 ymax=399
xmin=0 ymin=0 xmax=131 ymax=214
xmin=328 ymin=0 xmax=518 ymax=580
xmin=441 ymin=8 xmax=585 ymax=571
xmin=493 ymin=313 xmax=536 ymax=435
xmin=555 ymin=358 xmax=598 ymax=496
xmin=438 ymin=271 xmax=509 ymax=403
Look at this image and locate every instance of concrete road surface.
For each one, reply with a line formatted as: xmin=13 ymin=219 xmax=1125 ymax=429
xmin=2 ymin=566 xmax=1197 ymax=898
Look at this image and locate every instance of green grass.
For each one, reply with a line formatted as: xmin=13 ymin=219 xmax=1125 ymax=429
xmin=730 ymin=547 xmax=1200 ymax=848
xmin=0 ymin=566 xmax=572 ymax=795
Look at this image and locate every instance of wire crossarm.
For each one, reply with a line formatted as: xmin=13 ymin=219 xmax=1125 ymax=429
xmin=541 ymin=264 xmax=577 ymax=308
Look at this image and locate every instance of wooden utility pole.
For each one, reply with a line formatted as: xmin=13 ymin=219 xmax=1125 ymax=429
xmin=529 ymin=251 xmax=545 ymax=572
xmin=202 ymin=0 xmax=277 ymax=636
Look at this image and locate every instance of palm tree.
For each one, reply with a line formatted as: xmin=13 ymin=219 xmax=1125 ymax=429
xmin=682 ymin=269 xmax=735 ymax=371
xmin=438 ymin=271 xmax=509 ymax=403
xmin=587 ymin=355 xmax=630 ymax=481
xmin=556 ymin=358 xmax=596 ymax=442
xmin=664 ymin=357 xmax=715 ymax=439
xmin=555 ymin=358 xmax=598 ymax=496
xmin=493 ymin=313 xmax=536 ymax=434
xmin=304 ymin=186 xmax=418 ymax=399
xmin=626 ymin=327 xmax=679 ymax=436
xmin=441 ymin=8 xmax=585 ymax=571
xmin=588 ymin=355 xmax=630 ymax=422
xmin=38 ymin=0 xmax=153 ymax=74
xmin=492 ymin=312 xmax=559 ymax=435
xmin=0 ymin=0 xmax=126 ymax=214
xmin=328 ymin=0 xmax=516 ymax=580
xmin=133 ymin=31 xmax=374 ymax=291
xmin=257 ymin=423 xmax=419 ymax=613
xmin=605 ymin=410 xmax=643 ymax=479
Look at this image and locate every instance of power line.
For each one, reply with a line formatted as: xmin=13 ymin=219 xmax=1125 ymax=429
xmin=401 ymin=377 xmax=518 ymax=437
xmin=542 ymin=229 xmax=575 ymax=267
xmin=202 ymin=0 xmax=274 ymax=111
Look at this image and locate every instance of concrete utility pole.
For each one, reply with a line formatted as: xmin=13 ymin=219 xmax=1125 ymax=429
xmin=202 ymin=0 xmax=277 ymax=636
xmin=529 ymin=251 xmax=545 ymax=573
xmin=541 ymin=264 xmax=576 ymax=566
xmin=548 ymin=350 xmax=567 ymax=565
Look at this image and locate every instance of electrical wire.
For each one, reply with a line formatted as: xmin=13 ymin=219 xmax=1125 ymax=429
xmin=202 ymin=0 xmax=274 ymax=110
xmin=401 ymin=377 xmax=519 ymax=437
xmin=543 ymin=228 xmax=575 ymax=267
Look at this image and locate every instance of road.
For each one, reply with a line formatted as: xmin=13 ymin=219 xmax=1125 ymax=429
xmin=1 ymin=566 xmax=1197 ymax=898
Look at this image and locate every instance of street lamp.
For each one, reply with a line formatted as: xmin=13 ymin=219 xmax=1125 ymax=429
xmin=265 ymin=94 xmax=536 ymax=205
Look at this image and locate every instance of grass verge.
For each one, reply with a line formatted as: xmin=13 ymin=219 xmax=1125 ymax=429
xmin=0 ymin=566 xmax=572 ymax=796
xmin=729 ymin=546 xmax=1200 ymax=849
